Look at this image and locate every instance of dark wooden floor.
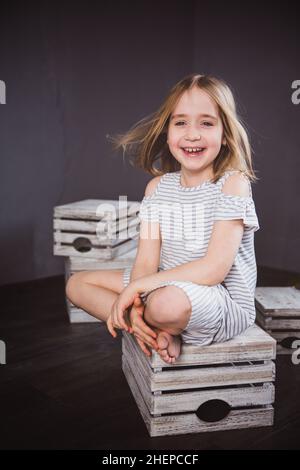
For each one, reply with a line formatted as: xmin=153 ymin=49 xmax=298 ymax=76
xmin=1 ymin=266 xmax=300 ymax=450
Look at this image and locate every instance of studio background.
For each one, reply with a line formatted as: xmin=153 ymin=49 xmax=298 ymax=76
xmin=1 ymin=0 xmax=299 ymax=286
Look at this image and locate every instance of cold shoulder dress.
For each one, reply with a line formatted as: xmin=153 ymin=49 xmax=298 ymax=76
xmin=123 ymin=169 xmax=260 ymax=345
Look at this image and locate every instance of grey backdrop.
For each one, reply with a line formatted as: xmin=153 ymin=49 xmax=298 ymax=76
xmin=1 ymin=1 xmax=299 ymax=286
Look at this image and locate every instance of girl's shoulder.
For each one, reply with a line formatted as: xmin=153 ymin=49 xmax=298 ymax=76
xmin=216 ymin=169 xmax=253 ymax=198
xmin=143 ymin=172 xmax=176 ymax=199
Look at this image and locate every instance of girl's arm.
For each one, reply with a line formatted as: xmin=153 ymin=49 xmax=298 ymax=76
xmin=130 ymin=173 xmax=250 ymax=294
xmin=129 ymin=217 xmax=245 ymax=294
xmin=128 ymin=220 xmax=161 ymax=281
xmin=126 ymin=176 xmax=162 ymax=283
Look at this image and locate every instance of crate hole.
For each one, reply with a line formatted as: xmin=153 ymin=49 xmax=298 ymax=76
xmin=280 ymin=336 xmax=300 ymax=349
xmin=73 ymin=237 xmax=92 ymax=252
xmin=196 ymin=399 xmax=231 ymax=422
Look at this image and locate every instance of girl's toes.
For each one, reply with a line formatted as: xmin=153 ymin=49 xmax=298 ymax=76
xmin=165 ymin=354 xmax=172 ymax=363
xmin=158 ymin=349 xmax=171 ymax=364
xmin=157 ymin=334 xmax=169 ymax=350
xmin=158 ymin=348 xmax=168 ymax=358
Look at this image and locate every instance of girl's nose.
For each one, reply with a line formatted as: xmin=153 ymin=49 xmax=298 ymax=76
xmin=185 ymin=127 xmax=202 ymax=141
xmin=185 ymin=133 xmax=202 ymax=142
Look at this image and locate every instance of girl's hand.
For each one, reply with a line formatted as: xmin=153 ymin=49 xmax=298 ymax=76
xmin=107 ymin=287 xmax=140 ymax=337
xmin=129 ymin=296 xmax=159 ymax=355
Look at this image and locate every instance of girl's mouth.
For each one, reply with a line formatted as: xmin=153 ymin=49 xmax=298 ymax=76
xmin=181 ymin=147 xmax=206 ymax=157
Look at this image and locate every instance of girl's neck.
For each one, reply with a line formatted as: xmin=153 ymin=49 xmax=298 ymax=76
xmin=179 ymin=167 xmax=214 ymax=188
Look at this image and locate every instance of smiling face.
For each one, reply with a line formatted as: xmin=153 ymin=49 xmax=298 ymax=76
xmin=167 ymin=86 xmax=226 ymax=179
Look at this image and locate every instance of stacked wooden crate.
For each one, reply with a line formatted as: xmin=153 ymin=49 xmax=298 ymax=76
xmin=122 ymin=324 xmax=276 ymax=437
xmin=255 ymin=286 xmax=300 ymax=354
xmin=53 ymin=198 xmax=140 ymax=322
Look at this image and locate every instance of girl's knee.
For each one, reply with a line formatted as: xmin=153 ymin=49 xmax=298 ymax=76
xmin=145 ymin=285 xmax=191 ymax=324
xmin=65 ymin=271 xmax=89 ymax=299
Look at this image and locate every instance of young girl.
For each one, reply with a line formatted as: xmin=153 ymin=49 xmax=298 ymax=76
xmin=66 ymin=73 xmax=260 ymax=365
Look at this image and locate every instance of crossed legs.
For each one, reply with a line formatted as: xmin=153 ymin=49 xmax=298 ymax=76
xmin=66 ymin=270 xmax=192 ymax=364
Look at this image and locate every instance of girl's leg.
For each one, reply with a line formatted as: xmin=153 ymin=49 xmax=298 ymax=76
xmin=65 ymin=269 xmax=125 ymax=322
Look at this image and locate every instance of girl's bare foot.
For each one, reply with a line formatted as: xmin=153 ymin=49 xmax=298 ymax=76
xmin=156 ymin=331 xmax=182 ymax=364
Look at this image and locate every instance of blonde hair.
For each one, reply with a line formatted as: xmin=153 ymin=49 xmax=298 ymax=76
xmin=108 ymin=73 xmax=259 ymax=184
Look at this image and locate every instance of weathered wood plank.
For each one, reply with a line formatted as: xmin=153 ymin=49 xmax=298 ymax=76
xmin=54 ymin=199 xmax=140 ymax=220
xmin=54 ymin=236 xmax=138 ymax=259
xmin=54 ymin=229 xmax=138 ymax=247
xmin=65 ymin=248 xmax=137 ymax=272
xmin=54 ymin=215 xmax=139 ymax=234
xmin=256 ymin=310 xmax=300 ymax=330
xmin=123 ymin=324 xmax=276 ymax=367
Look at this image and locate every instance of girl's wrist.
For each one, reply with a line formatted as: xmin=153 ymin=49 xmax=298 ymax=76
xmin=128 ymin=279 xmax=143 ymax=295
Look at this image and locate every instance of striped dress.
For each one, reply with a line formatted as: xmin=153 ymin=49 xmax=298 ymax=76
xmin=123 ymin=169 xmax=260 ymax=345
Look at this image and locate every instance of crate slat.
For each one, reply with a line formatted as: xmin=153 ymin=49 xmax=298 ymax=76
xmin=65 ymin=248 xmax=137 ymax=272
xmin=123 ymin=336 xmax=275 ymax=396
xmin=54 ymin=199 xmax=140 ymax=220
xmin=123 ymin=324 xmax=276 ymax=368
xmin=256 ymin=309 xmax=300 ymax=330
xmin=54 ymin=229 xmax=138 ymax=247
xmin=54 ymin=236 xmax=138 ymax=259
xmin=54 ymin=215 xmax=139 ymax=234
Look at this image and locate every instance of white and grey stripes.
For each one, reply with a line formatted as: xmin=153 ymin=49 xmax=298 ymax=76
xmin=123 ymin=170 xmax=260 ymax=344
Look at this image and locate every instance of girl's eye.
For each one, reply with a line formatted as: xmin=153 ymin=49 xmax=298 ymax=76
xmin=174 ymin=121 xmax=213 ymax=127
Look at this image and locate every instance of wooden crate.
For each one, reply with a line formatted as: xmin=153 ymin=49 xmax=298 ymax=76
xmin=65 ymin=248 xmax=137 ymax=323
xmin=255 ymin=286 xmax=300 ymax=355
xmin=122 ymin=324 xmax=276 ymax=437
xmin=53 ymin=199 xmax=140 ymax=259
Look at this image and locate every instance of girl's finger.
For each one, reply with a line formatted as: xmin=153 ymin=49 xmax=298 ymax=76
xmin=133 ymin=326 xmax=159 ymax=350
xmin=106 ymin=317 xmax=117 ymax=338
xmin=117 ymin=309 xmax=129 ymax=331
xmin=134 ymin=295 xmax=143 ymax=306
xmin=136 ymin=317 xmax=158 ymax=339
xmin=111 ymin=306 xmax=127 ymax=331
xmin=135 ymin=336 xmax=151 ymax=357
xmin=133 ymin=305 xmax=144 ymax=316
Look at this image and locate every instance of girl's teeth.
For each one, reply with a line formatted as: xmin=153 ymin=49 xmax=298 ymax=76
xmin=183 ymin=148 xmax=205 ymax=154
